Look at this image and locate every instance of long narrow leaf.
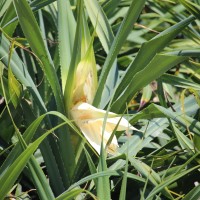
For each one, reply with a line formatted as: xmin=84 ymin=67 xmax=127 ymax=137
xmin=0 ymin=121 xmax=66 ymax=199
xmin=58 ymin=0 xmax=76 ymax=91
xmin=146 ymin=165 xmax=200 ymax=199
xmin=160 ymin=73 xmax=200 ymax=90
xmin=112 ymin=54 xmax=187 ymax=112
xmin=13 ymin=0 xmax=64 ymax=112
xmin=112 ymin=16 xmax=195 ymax=111
xmin=93 ymin=0 xmax=146 ymax=107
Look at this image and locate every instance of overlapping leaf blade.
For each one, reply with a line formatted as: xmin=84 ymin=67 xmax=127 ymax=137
xmin=0 ymin=118 xmax=67 ymax=199
xmin=111 ymin=16 xmax=195 ymax=112
xmin=13 ymin=0 xmax=64 ymax=112
xmin=93 ymin=0 xmax=146 ymax=107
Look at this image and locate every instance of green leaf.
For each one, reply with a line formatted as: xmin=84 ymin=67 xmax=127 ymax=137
xmin=112 ymin=54 xmax=187 ymax=112
xmin=129 ymin=157 xmax=161 ymax=186
xmin=0 ymin=112 xmax=46 ymax=177
xmin=55 ymin=164 xmax=145 ymax=199
xmin=194 ymin=134 xmax=200 ymax=151
xmin=0 ymin=62 xmax=4 ymax=79
xmin=152 ymin=104 xmax=200 ymax=135
xmin=0 ymin=34 xmax=47 ymax=112
xmin=30 ymin=0 xmax=57 ymax=10
xmin=55 ymin=188 xmax=85 ymax=200
xmin=84 ymin=0 xmax=119 ymax=109
xmin=172 ymin=124 xmax=194 ymax=151
xmin=84 ymin=0 xmax=114 ymax=53
xmin=139 ymin=84 xmax=152 ymax=108
xmin=112 ymin=15 xmax=195 ymax=111
xmin=64 ymin=0 xmax=83 ymax=111
xmin=179 ymin=0 xmax=200 ymax=20
xmin=146 ymin=165 xmax=200 ymax=199
xmin=13 ymin=0 xmax=64 ymax=112
xmin=0 ymin=0 xmax=12 ymax=18
xmin=0 ymin=110 xmax=78 ymax=199
xmin=93 ymin=0 xmax=146 ymax=107
xmin=26 ymin=157 xmax=55 ymax=200
xmin=66 ymin=170 xmax=144 ymax=192
xmin=0 ymin=33 xmax=70 ymax=194
xmin=97 ymin=157 xmax=111 ymax=200
xmin=0 ymin=110 xmax=80 ymax=199
xmin=0 ymin=120 xmax=55 ymax=200
xmin=129 ymin=157 xmax=173 ymax=200
xmin=130 ymin=104 xmax=166 ymax=124
xmin=0 ymin=120 xmax=66 ymax=199
xmin=8 ymin=66 xmax=21 ymax=108
xmin=183 ymin=184 xmax=200 ymax=200
xmin=58 ymin=0 xmax=76 ymax=91
xmin=102 ymin=0 xmax=121 ymax=17
xmin=0 ymin=2 xmax=18 ymax=36
xmin=120 ymin=95 xmax=199 ymax=158
xmin=160 ymin=73 xmax=200 ymax=90
xmin=84 ymin=147 xmax=98 ymax=187
xmin=97 ymin=123 xmax=111 ymax=200
xmin=119 ymin=155 xmax=128 ymax=200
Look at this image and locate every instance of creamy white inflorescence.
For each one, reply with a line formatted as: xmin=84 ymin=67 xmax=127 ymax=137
xmin=70 ymin=102 xmax=138 ymax=155
xmin=69 ymin=40 xmax=138 ymax=155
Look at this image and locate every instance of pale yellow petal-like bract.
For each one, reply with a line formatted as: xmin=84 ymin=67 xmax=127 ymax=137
xmin=70 ymin=102 xmax=139 ymax=155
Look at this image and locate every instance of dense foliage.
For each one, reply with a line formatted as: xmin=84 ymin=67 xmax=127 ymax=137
xmin=0 ymin=0 xmax=200 ymax=199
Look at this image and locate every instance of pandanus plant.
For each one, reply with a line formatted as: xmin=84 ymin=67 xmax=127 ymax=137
xmin=0 ymin=0 xmax=200 ymax=199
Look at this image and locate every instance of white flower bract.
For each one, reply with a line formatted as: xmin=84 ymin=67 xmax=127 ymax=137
xmin=70 ymin=102 xmax=138 ymax=155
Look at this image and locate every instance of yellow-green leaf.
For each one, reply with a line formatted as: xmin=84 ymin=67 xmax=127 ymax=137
xmin=8 ymin=66 xmax=21 ymax=108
